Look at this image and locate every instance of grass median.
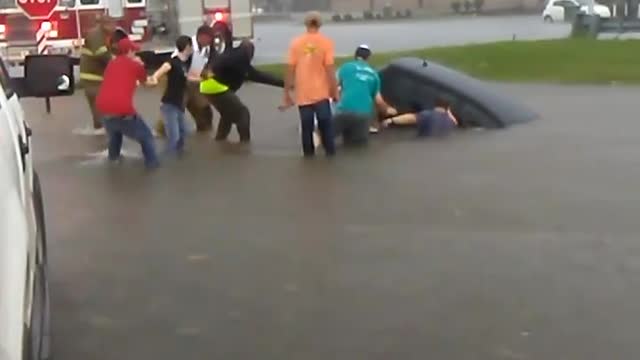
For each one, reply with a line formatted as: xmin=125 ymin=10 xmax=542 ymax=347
xmin=257 ymin=38 xmax=640 ymax=84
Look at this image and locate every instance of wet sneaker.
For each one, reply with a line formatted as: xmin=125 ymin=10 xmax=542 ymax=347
xmin=72 ymin=127 xmax=106 ymax=136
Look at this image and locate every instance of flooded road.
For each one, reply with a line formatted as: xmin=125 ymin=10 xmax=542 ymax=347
xmin=27 ymin=83 xmax=640 ymax=360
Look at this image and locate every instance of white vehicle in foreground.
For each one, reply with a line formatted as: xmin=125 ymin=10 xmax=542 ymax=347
xmin=0 ymin=54 xmax=74 ymax=360
xmin=543 ymin=0 xmax=612 ymax=22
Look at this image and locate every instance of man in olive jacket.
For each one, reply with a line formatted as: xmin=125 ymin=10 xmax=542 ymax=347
xmin=78 ymin=14 xmax=116 ymax=134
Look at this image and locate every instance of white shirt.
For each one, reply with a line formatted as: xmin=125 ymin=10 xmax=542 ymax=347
xmin=172 ymin=35 xmax=210 ymax=75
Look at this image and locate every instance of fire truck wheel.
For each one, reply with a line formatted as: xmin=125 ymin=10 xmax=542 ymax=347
xmin=211 ymin=24 xmax=232 ymax=55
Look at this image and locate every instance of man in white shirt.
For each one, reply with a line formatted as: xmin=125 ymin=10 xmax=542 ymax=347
xmin=156 ymin=26 xmax=215 ymax=135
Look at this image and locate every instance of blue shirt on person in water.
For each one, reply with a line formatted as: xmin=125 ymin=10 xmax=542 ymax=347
xmin=335 ymin=59 xmax=380 ymax=116
xmin=416 ymin=109 xmax=457 ymax=137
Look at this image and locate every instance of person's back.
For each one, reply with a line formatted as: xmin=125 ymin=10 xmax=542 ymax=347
xmin=161 ymin=56 xmax=190 ymax=106
xmin=97 ymin=54 xmax=146 ymax=116
xmin=331 ymin=45 xmax=393 ymax=146
xmin=288 ymin=31 xmax=334 ymax=105
xmin=97 ymin=38 xmax=159 ymax=169
xmin=283 ymin=11 xmax=337 ymax=156
xmin=336 ymin=59 xmax=379 ymax=116
xmin=209 ymin=45 xmax=251 ymax=91
xmin=150 ymin=35 xmax=193 ymax=155
xmin=79 ymin=26 xmax=110 ymax=81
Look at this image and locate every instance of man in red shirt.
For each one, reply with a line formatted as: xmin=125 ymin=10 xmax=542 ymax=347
xmin=97 ymin=37 xmax=159 ymax=169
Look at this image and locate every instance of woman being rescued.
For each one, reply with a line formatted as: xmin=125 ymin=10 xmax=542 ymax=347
xmin=381 ymin=97 xmax=459 ymax=137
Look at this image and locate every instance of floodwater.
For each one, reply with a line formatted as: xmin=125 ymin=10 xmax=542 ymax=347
xmin=21 ymin=82 xmax=640 ymax=360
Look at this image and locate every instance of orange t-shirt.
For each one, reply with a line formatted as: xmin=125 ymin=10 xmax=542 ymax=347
xmin=287 ymin=32 xmax=335 ymax=106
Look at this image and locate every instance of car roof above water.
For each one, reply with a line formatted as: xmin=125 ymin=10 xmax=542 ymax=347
xmin=380 ymin=57 xmax=539 ymax=128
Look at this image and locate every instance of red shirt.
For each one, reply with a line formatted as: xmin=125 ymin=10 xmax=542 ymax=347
xmin=96 ymin=55 xmax=147 ymax=116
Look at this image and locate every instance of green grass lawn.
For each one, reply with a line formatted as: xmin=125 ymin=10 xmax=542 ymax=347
xmin=257 ymin=38 xmax=640 ymax=84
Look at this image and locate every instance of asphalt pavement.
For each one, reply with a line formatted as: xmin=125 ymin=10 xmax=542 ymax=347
xmin=22 ymin=81 xmax=640 ymax=359
xmin=252 ymin=15 xmax=571 ymax=63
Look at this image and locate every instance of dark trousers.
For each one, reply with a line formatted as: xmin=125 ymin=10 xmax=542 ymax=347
xmin=83 ymin=80 xmax=102 ymax=129
xmin=185 ymin=82 xmax=214 ymax=132
xmin=333 ymin=112 xmax=370 ymax=146
xmin=102 ymin=114 xmax=159 ymax=169
xmin=298 ymin=99 xmax=335 ymax=156
xmin=206 ymin=90 xmax=251 ymax=142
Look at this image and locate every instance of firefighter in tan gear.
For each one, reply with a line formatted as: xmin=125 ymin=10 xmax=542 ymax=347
xmin=78 ymin=14 xmax=116 ymax=135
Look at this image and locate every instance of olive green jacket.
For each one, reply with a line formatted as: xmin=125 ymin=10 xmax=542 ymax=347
xmin=79 ymin=27 xmax=112 ymax=82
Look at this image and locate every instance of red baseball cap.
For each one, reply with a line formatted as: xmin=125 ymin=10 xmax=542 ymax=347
xmin=117 ymin=37 xmax=140 ymax=54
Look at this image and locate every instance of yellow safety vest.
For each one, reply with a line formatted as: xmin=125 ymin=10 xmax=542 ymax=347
xmin=79 ymin=73 xmax=104 ymax=81
xmin=200 ymin=77 xmax=229 ymax=95
xmin=79 ymin=27 xmax=112 ymax=82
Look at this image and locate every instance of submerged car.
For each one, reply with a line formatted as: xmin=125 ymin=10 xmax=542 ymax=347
xmin=1 ymin=54 xmax=74 ymax=360
xmin=542 ymin=0 xmax=611 ymax=22
xmin=379 ymin=57 xmax=538 ymax=129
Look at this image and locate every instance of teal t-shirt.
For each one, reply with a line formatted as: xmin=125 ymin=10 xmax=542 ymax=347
xmin=335 ymin=60 xmax=380 ymax=116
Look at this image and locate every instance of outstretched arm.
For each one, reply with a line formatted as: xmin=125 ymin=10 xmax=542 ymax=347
xmin=150 ymin=62 xmax=172 ymax=82
xmin=447 ymin=107 xmax=459 ymax=126
xmin=375 ymin=93 xmax=397 ymax=116
xmin=382 ymin=113 xmax=418 ymax=127
xmin=371 ymin=72 xmax=395 ymax=116
xmin=247 ymin=66 xmax=284 ymax=87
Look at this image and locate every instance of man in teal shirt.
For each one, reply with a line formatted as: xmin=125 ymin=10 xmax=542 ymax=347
xmin=334 ymin=45 xmax=396 ymax=145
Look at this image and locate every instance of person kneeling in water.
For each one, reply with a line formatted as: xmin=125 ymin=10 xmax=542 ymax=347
xmin=333 ymin=44 xmax=396 ymax=145
xmin=382 ymin=98 xmax=458 ymax=137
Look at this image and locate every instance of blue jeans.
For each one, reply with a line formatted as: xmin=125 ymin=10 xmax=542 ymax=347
xmin=160 ymin=103 xmax=186 ymax=154
xmin=298 ymin=99 xmax=335 ymax=156
xmin=102 ymin=114 xmax=159 ymax=168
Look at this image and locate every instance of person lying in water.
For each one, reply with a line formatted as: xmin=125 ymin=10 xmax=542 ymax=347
xmin=381 ymin=98 xmax=458 ymax=137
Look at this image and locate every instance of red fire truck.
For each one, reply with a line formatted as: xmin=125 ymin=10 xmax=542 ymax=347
xmin=0 ymin=0 xmax=253 ymax=65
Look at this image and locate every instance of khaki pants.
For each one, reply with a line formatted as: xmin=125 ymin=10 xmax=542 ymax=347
xmin=82 ymin=80 xmax=102 ymax=129
xmin=156 ymin=82 xmax=214 ymax=136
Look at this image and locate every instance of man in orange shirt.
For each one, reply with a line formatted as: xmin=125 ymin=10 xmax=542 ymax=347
xmin=282 ymin=11 xmax=339 ymax=157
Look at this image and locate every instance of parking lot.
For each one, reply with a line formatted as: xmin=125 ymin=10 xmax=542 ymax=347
xmin=23 ymin=82 xmax=640 ymax=359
